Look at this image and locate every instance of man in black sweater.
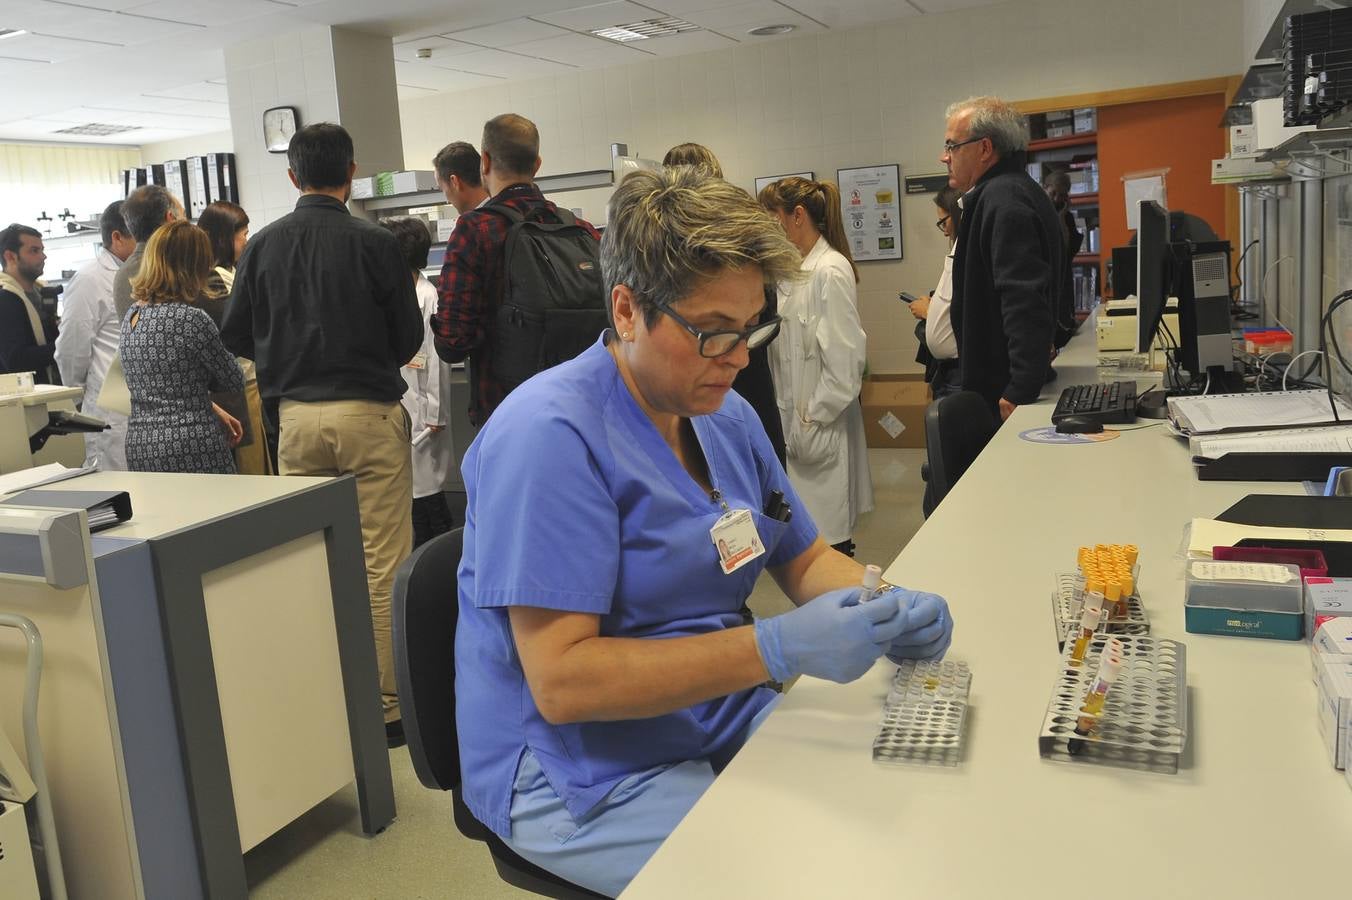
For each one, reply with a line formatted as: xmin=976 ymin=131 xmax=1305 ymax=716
xmin=223 ymin=123 xmax=423 ymax=744
xmin=941 ymin=96 xmax=1064 ymax=421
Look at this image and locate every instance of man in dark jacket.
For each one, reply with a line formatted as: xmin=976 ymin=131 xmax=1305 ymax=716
xmin=223 ymin=123 xmax=423 ymax=743
xmin=0 ymin=224 xmax=58 ymax=383
xmin=941 ymin=96 xmax=1064 ymax=421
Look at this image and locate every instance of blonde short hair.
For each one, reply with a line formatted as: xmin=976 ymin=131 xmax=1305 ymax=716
xmin=130 ymin=220 xmax=212 ymax=306
xmin=601 ymin=167 xmax=801 ymax=326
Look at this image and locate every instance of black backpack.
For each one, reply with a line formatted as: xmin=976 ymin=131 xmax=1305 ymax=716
xmin=484 ymin=202 xmax=606 ymax=396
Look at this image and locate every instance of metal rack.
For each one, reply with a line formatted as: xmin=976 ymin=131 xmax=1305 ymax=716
xmin=873 ymin=659 xmax=972 ymax=767
xmin=1038 ymin=634 xmax=1187 ymax=774
xmin=1050 ymin=573 xmax=1149 ymax=649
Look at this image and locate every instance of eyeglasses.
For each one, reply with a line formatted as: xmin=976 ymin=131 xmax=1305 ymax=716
xmin=657 ymin=304 xmax=783 ymax=358
xmin=935 ymin=215 xmax=951 ymax=232
xmin=942 ymin=136 xmax=984 ymax=155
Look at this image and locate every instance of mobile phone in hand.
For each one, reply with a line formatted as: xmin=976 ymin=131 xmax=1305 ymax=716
xmin=898 ymin=291 xmax=920 ymax=304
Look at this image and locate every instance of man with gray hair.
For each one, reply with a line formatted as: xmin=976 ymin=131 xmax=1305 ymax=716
xmin=113 ymin=184 xmax=185 ymax=319
xmin=940 ymin=95 xmax=1063 ymax=420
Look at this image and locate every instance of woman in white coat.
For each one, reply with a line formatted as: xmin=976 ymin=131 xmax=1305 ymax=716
xmin=758 ymin=177 xmax=873 ymax=556
xmin=381 ymin=216 xmax=455 ymax=547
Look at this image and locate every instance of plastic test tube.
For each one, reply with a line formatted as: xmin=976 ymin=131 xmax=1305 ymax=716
xmin=858 ymin=564 xmax=882 ymax=604
xmin=1104 ymin=580 xmax=1123 ymax=620
xmin=1074 ymin=642 xmax=1125 ymax=736
xmin=1069 ymin=599 xmax=1104 ymax=664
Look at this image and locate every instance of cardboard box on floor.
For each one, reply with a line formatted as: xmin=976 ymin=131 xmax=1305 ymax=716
xmin=860 ymin=375 xmax=930 ymax=449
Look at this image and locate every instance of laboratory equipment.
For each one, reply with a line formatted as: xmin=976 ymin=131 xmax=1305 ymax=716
xmin=1039 ymin=634 xmax=1188 ymax=773
xmin=873 ymin=658 xmax=972 ymax=767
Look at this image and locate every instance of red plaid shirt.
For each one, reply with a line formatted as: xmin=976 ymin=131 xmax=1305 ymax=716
xmin=432 ymin=182 xmax=600 ymax=425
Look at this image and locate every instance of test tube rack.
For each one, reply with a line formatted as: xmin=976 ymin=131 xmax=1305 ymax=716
xmin=1051 ymin=573 xmax=1149 ymax=650
xmin=873 ymin=659 xmax=971 ymax=767
xmin=1038 ymin=634 xmax=1187 ymax=774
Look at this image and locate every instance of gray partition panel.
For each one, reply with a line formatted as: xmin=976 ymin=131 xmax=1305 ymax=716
xmin=142 ymin=476 xmax=394 ymax=898
xmin=96 ymin=540 xmax=203 ymax=899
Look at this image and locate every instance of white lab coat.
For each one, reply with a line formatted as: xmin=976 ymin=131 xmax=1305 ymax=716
xmin=54 ymin=247 xmax=128 ymax=470
xmin=769 ymin=236 xmax=874 ymax=545
xmin=401 ymin=274 xmax=455 ymax=498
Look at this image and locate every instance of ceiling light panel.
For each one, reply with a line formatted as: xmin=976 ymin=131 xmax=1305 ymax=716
xmin=589 ymin=18 xmax=701 ymax=43
xmin=535 ymin=1 xmax=656 ymax=32
xmin=53 ymin=122 xmax=142 ymax=136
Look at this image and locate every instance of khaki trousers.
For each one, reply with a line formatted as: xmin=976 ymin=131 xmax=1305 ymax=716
xmin=279 ymin=398 xmax=412 ymax=722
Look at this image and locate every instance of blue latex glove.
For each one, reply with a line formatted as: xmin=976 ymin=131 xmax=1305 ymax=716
xmin=879 ymin=590 xmax=953 ymax=664
xmin=753 ymin=586 xmax=910 ymax=683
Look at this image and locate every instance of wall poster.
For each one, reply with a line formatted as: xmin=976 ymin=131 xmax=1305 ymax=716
xmin=837 ymin=164 xmax=902 ymax=261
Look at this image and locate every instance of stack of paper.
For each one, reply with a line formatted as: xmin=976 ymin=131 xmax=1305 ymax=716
xmin=1167 ymin=390 xmax=1352 ymax=436
xmin=1191 ymin=425 xmax=1352 ymax=460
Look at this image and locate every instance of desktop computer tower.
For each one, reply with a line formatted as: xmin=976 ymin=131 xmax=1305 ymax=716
xmin=1175 ymin=240 xmax=1234 ymax=376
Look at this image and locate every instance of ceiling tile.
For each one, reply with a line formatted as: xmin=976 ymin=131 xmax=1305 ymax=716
xmin=393 ymin=36 xmax=484 ymax=62
xmin=534 ymin=1 xmax=660 ymax=33
xmin=0 ymin=33 xmax=120 ymax=64
xmin=145 ymin=81 xmax=231 ymax=103
xmin=394 ymin=60 xmax=505 ymax=91
xmin=87 ymin=95 xmax=190 ymax=114
xmin=677 ymin=1 xmax=817 ymax=31
xmin=121 ymin=0 xmax=280 ymax=28
xmin=638 ymin=29 xmax=739 ymax=56
xmin=445 ymin=48 xmax=576 ymax=79
xmin=511 ymin=32 xmax=652 ymax=67
xmin=14 ymin=6 xmax=200 ymax=44
xmin=443 ymin=19 xmax=573 ymax=48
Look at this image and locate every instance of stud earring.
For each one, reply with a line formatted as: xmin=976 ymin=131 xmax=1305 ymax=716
xmin=621 ymin=331 xmax=631 ymax=340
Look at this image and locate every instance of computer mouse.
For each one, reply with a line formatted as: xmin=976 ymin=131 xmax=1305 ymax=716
xmin=1055 ymin=416 xmax=1104 ymax=435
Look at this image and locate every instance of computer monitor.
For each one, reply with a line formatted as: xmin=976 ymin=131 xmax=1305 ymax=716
xmin=1134 ymin=200 xmax=1170 ymax=353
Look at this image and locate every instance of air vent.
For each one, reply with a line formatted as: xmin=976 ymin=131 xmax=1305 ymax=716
xmin=1193 ymin=255 xmax=1227 ymax=282
xmin=589 ymin=17 xmax=700 ymax=42
xmin=53 ymin=123 xmax=142 ymax=136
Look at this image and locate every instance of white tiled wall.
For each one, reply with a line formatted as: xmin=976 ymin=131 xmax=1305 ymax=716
xmin=224 ymin=26 xmax=340 ymax=226
xmin=399 ymin=0 xmax=1244 ymax=373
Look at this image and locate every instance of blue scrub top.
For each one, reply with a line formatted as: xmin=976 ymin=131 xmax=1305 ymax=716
xmin=456 ymin=336 xmax=818 ymax=838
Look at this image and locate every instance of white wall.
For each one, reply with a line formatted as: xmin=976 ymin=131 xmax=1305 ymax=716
xmin=225 ymin=26 xmax=341 ymax=226
xmin=399 ymin=0 xmax=1244 ymax=374
xmin=138 ymin=130 xmax=234 ymax=165
xmin=1243 ymin=0 xmax=1286 ymax=62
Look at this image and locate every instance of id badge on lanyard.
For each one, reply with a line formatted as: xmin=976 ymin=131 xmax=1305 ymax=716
xmin=710 ymin=508 xmax=765 ymax=575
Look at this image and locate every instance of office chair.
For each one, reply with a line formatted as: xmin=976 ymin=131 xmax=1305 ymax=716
xmin=391 ymin=528 xmax=610 ymax=900
xmin=922 ymin=391 xmax=999 ymax=517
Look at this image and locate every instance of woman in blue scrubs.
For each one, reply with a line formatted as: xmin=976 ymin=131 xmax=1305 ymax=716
xmin=455 ymin=166 xmax=954 ymax=897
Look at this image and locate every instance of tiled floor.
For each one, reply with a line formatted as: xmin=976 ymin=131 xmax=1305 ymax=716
xmin=244 ymin=448 xmax=929 ymax=898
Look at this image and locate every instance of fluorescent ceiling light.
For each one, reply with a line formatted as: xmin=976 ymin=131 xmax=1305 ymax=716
xmin=53 ymin=123 xmax=141 ymax=136
xmin=0 ymin=28 xmax=27 ymax=41
xmin=590 ymin=17 xmax=700 ymax=43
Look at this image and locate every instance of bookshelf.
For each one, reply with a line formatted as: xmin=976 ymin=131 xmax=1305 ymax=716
xmin=1025 ymin=107 xmax=1101 ymax=318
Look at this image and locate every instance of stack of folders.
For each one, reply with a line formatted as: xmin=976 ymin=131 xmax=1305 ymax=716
xmin=1168 ymin=391 xmax=1352 ymax=481
xmin=0 ymin=489 xmax=132 ymax=533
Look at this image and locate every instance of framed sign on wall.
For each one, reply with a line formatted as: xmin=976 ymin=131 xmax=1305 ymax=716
xmin=837 ymin=164 xmax=902 ymax=261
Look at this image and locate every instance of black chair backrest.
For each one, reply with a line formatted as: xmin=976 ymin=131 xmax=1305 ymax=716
xmin=924 ymin=391 xmax=999 ymax=510
xmin=392 ymin=527 xmax=464 ymax=793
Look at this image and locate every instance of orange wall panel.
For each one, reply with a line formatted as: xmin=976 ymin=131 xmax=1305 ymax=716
xmin=1097 ymin=94 xmax=1228 ymax=287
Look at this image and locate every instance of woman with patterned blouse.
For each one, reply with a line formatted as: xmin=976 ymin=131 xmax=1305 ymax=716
xmin=120 ymin=220 xmax=244 ymax=474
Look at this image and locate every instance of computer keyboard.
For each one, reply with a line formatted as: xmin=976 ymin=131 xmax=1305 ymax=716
xmin=1051 ymin=381 xmax=1139 ymax=425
